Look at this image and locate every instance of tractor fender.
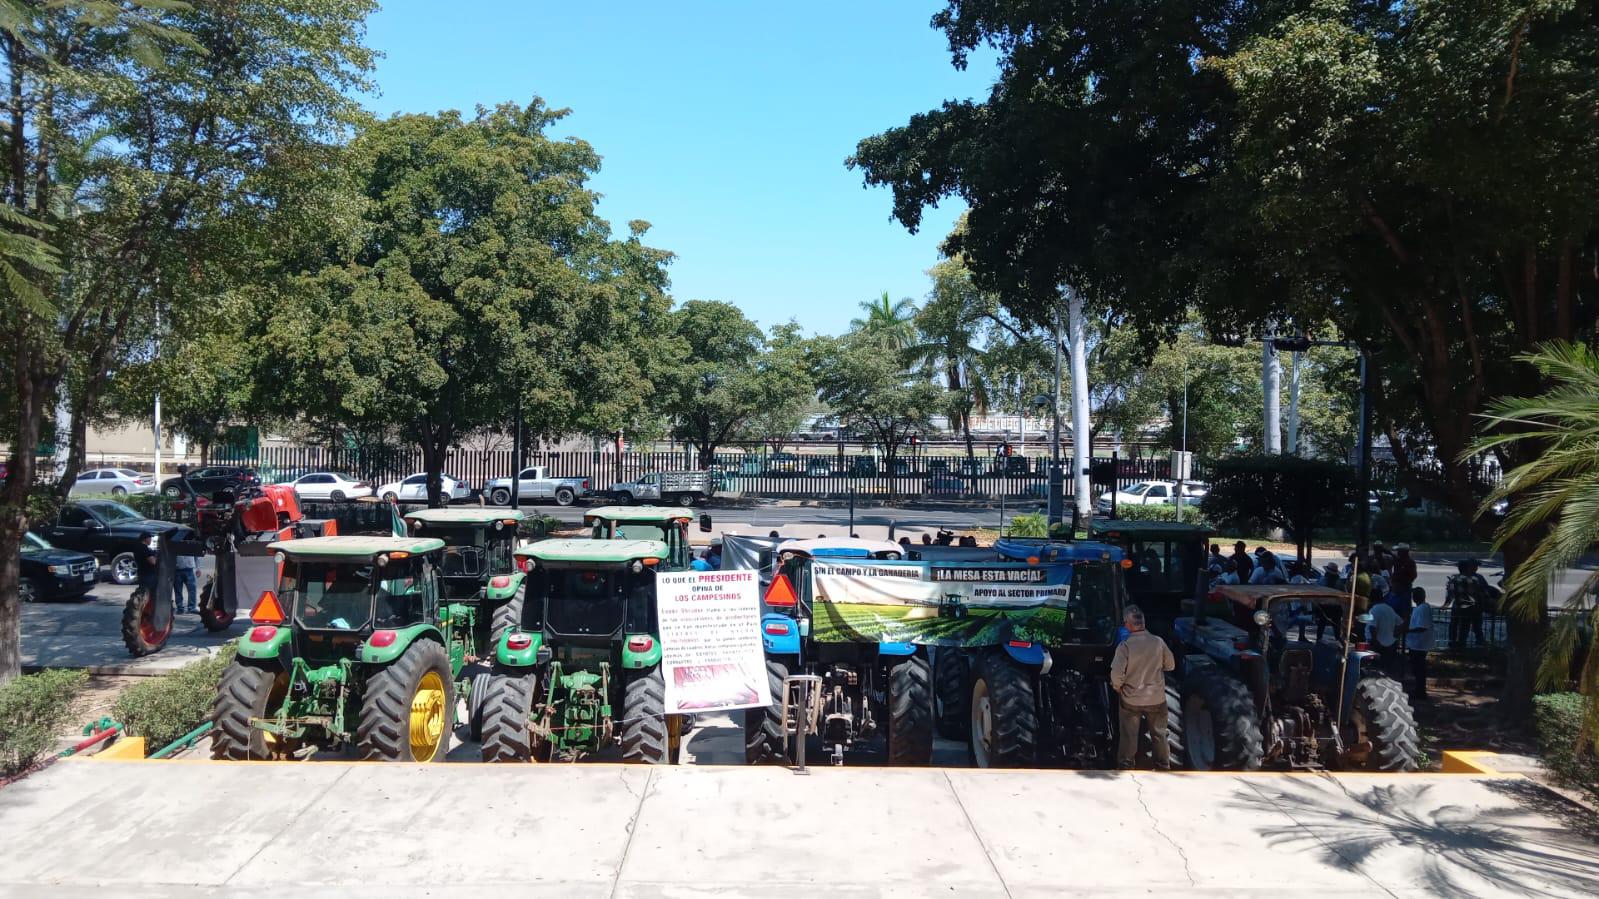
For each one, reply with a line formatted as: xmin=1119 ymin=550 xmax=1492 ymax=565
xmin=359 ymin=623 xmax=444 ymax=666
xmin=877 ymin=641 xmax=917 ymax=657
xmin=485 ymin=572 xmax=524 ymax=602
xmin=236 ymin=624 xmax=291 ymax=661
xmin=494 ymin=629 xmax=546 ymax=668
xmin=622 ymin=633 xmax=663 ymax=669
xmin=760 ymin=613 xmax=801 ymax=655
xmin=1001 ymin=640 xmax=1050 ymax=673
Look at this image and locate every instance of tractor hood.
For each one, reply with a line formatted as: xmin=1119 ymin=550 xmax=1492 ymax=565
xmin=515 ymin=538 xmax=668 ymax=566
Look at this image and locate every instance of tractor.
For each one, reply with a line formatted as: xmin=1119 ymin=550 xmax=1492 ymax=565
xmin=744 ymin=538 xmax=935 ymax=767
xmin=209 ymin=535 xmax=463 ymax=762
xmin=584 ymin=505 xmax=696 ymax=568
xmin=1087 ymin=519 xmax=1210 ymax=637
xmin=477 ymin=538 xmax=685 ymax=763
xmin=403 ymin=507 xmax=528 ymax=739
xmin=1172 ymin=584 xmax=1420 ymax=771
xmin=954 ymin=538 xmax=1143 ymax=769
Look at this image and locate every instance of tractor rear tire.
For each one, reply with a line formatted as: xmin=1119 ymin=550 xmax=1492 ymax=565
xmin=211 ymin=659 xmax=290 ymax=760
xmin=1351 ymin=676 xmax=1420 ymax=771
xmin=1163 ymin=677 xmax=1185 ymax=767
xmin=934 ymin=649 xmax=970 ymax=741
xmin=1180 ymin=667 xmax=1263 ymax=771
xmin=466 ymin=668 xmax=493 ymax=742
xmin=969 ymin=651 xmax=1037 ymax=768
xmin=744 ymin=659 xmax=788 ymax=764
xmin=480 ymin=668 xmax=538 ymax=762
xmin=886 ymin=656 xmax=933 ymax=765
xmin=197 ymin=579 xmax=235 ymax=632
xmin=358 ymin=638 xmax=454 ymax=762
xmin=121 ymin=586 xmax=171 ymax=657
xmin=621 ymin=665 xmax=670 ymax=764
xmin=489 ymin=595 xmax=523 ymax=648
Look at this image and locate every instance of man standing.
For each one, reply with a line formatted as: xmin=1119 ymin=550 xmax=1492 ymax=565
xmin=1390 ymin=543 xmax=1418 ymax=598
xmin=1406 ymin=587 xmax=1434 ymax=700
xmin=174 ymin=549 xmax=198 ymax=614
xmin=1444 ymin=559 xmax=1490 ymax=647
xmin=1366 ymin=599 xmax=1402 ymax=676
xmin=135 ymin=533 xmax=159 ymax=598
xmin=1230 ymin=541 xmax=1254 ymax=582
xmin=1111 ymin=605 xmax=1175 ymax=770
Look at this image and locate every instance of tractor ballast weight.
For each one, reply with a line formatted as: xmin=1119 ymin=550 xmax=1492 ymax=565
xmin=210 ymin=535 xmax=463 ymax=762
xmin=1172 ymin=584 xmax=1420 ymax=771
xmin=479 ymin=538 xmax=683 ymax=764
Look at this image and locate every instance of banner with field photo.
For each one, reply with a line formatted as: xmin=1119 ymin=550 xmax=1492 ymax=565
xmin=808 ymin=560 xmax=1080 ymax=646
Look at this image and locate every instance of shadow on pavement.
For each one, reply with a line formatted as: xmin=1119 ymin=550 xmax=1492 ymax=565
xmin=1233 ymin=775 xmax=1599 ymax=897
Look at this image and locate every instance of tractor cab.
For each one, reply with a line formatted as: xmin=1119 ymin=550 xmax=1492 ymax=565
xmin=583 ymin=505 xmax=694 ymax=570
xmin=1087 ymin=519 xmax=1210 ymax=635
xmin=511 ymin=539 xmax=665 ymax=652
xmin=261 ymin=536 xmax=445 ymax=662
xmin=404 ymin=507 xmax=525 ymax=602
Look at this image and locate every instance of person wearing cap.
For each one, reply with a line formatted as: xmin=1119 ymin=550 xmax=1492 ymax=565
xmin=1444 ymin=559 xmax=1490 ymax=647
xmin=1320 ymin=562 xmax=1342 ymax=590
xmin=1250 ymin=551 xmax=1288 ymax=585
xmin=1111 ymin=604 xmax=1175 ymax=770
xmin=1390 ymin=543 xmax=1417 ymax=597
xmin=1231 ymin=541 xmax=1254 ymax=581
xmin=1372 ymin=540 xmax=1395 ymax=573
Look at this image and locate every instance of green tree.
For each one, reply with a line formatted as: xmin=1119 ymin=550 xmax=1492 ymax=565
xmin=850 ymin=290 xmax=918 ymax=350
xmin=1474 ymin=342 xmax=1599 ymax=748
xmin=737 ymin=321 xmax=818 ymax=453
xmin=660 ymin=300 xmax=768 ymax=467
xmin=1200 ymin=455 xmax=1360 ymax=566
xmin=261 ymin=102 xmax=675 ymax=505
xmin=0 ymin=0 xmax=374 ymax=682
xmin=911 ymin=258 xmax=994 ymax=460
xmin=810 ymin=330 xmax=943 ymax=489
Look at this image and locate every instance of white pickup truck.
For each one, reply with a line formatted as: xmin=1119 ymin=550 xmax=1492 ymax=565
xmin=607 ymin=470 xmax=715 ymax=507
xmin=482 ymin=466 xmax=592 ymax=507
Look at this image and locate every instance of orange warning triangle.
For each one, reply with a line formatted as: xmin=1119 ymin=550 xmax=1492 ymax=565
xmin=764 ymin=573 xmax=798 ymax=607
xmin=251 ymin=590 xmax=286 ymax=625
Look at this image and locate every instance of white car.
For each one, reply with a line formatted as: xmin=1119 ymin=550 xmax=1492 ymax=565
xmin=288 ymin=472 xmax=373 ymax=502
xmin=1095 ymin=480 xmax=1207 ymax=515
xmin=374 ymin=473 xmax=471 ymax=504
xmin=68 ymin=468 xmax=156 ymax=498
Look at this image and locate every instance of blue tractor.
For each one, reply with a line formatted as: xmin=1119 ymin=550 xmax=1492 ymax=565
xmin=1171 ymin=584 xmax=1419 ymax=771
xmin=744 ymin=538 xmax=933 ymax=766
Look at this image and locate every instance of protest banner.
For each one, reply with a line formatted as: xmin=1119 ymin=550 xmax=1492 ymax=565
xmin=656 ymin=569 xmax=771 ymax=714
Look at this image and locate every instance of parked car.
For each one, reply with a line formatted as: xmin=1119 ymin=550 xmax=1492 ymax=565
xmin=19 ymin=532 xmax=99 ymax=602
xmin=68 ymin=468 xmax=155 ymax=498
xmin=159 ymin=465 xmax=258 ymax=498
xmin=846 ymin=457 xmax=878 ymax=477
xmin=927 ymin=475 xmax=970 ymax=495
xmin=607 ymin=470 xmax=714 ymax=506
xmin=482 ymin=466 xmax=591 ymax=506
xmin=373 ymin=473 xmax=472 ymax=504
xmin=805 ymin=459 xmax=835 ymax=477
xmin=735 ymin=458 xmax=764 ymax=477
xmin=1094 ymin=480 xmax=1206 ymax=515
xmin=34 ymin=499 xmax=193 ymax=585
xmin=763 ymin=452 xmax=804 ymax=476
xmin=287 ymin=471 xmax=373 ymax=502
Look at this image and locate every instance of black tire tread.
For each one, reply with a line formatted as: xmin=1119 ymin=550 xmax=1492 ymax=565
xmin=934 ymin=650 xmax=970 ymax=741
xmin=745 ymin=659 xmax=788 ymax=764
xmin=480 ymin=669 xmax=537 ymax=762
xmin=887 ymin=656 xmax=934 ymax=765
xmin=1181 ymin=666 xmax=1264 ymax=770
xmin=357 ymin=638 xmax=454 ymax=762
xmin=974 ymin=651 xmax=1037 ymax=768
xmin=1164 ymin=676 xmax=1185 ymax=767
xmin=489 ymin=595 xmax=523 ymax=648
xmin=211 ymin=659 xmax=282 ymax=760
xmin=621 ymin=666 xmax=669 ymax=764
xmin=120 ymin=587 xmax=160 ymax=657
xmin=1354 ymin=676 xmax=1421 ymax=772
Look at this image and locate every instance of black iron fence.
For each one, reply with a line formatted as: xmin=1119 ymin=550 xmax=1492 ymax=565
xmin=209 ymin=444 xmax=1197 ymax=503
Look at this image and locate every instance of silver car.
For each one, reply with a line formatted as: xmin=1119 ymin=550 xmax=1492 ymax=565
xmin=68 ymin=468 xmax=156 ymax=498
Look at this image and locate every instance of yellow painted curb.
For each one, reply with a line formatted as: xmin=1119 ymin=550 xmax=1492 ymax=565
xmin=90 ymin=737 xmax=147 ymax=760
xmin=1441 ymin=750 xmax=1509 ymax=776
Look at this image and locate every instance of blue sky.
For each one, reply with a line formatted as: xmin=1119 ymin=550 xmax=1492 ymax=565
xmin=364 ymin=1 xmax=995 ymax=335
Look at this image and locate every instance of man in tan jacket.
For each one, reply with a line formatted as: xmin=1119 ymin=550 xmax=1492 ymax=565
xmin=1111 ymin=604 xmax=1175 ymax=770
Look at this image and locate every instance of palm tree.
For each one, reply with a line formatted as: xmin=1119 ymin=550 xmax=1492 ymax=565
xmin=1472 ymin=341 xmax=1599 ymax=749
xmin=908 ymin=284 xmax=990 ymax=460
xmin=850 ymin=291 xmax=918 ymax=350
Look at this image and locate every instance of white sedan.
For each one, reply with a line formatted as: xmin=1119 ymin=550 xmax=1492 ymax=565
xmin=1095 ymin=480 xmax=1207 ymax=515
xmin=68 ymin=468 xmax=156 ymax=498
xmin=288 ymin=472 xmax=373 ymax=502
xmin=374 ymin=473 xmax=472 ymax=504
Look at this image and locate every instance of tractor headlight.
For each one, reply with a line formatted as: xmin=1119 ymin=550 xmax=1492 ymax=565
xmin=274 ymin=552 xmax=286 ymax=565
xmin=630 ymin=561 xmax=643 ymax=573
xmin=1252 ymin=610 xmax=1271 ymax=627
xmin=377 ymin=553 xmax=390 ymax=567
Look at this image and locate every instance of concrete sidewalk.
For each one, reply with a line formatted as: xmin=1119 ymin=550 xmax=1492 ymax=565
xmin=2 ymin=762 xmax=1595 ymax=897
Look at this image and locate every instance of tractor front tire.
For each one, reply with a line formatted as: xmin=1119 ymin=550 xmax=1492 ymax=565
xmin=934 ymin=649 xmax=970 ymax=741
xmin=745 ymin=659 xmax=789 ymax=764
xmin=121 ymin=587 xmax=172 ymax=657
xmin=489 ymin=595 xmax=524 ymax=648
xmin=1180 ymin=667 xmax=1263 ymax=771
xmin=480 ymin=668 xmax=538 ymax=762
xmin=1352 ymin=676 xmax=1420 ymax=772
xmin=466 ymin=667 xmax=493 ymax=742
xmin=969 ymin=651 xmax=1037 ymax=768
xmin=211 ymin=659 xmax=290 ymax=760
xmin=621 ymin=665 xmax=670 ymax=764
xmin=358 ymin=638 xmax=454 ymax=762
xmin=886 ymin=656 xmax=933 ymax=765
xmin=197 ymin=579 xmax=235 ymax=632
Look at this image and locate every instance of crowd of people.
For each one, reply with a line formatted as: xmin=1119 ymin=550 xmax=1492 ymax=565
xmin=1203 ymin=538 xmax=1499 ymax=702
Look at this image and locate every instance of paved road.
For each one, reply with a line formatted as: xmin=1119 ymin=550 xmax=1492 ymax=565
xmin=3 ymin=758 xmax=1594 ymax=897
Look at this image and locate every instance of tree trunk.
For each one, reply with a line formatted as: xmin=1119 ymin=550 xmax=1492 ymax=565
xmin=697 ymin=444 xmax=715 ymax=468
xmin=420 ymin=439 xmax=447 ymax=508
xmin=1498 ymin=531 xmax=1548 ymax=723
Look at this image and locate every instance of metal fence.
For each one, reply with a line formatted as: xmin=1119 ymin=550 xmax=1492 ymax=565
xmin=211 ymin=444 xmax=1195 ymax=502
xmin=1427 ymin=606 xmax=1589 ymax=652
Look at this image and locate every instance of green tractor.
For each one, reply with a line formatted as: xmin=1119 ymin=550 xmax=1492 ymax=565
xmin=478 ymin=538 xmax=685 ymax=763
xmin=210 ymin=535 xmax=463 ymax=762
xmin=403 ymin=507 xmax=528 ymax=738
xmin=583 ymin=505 xmax=697 ymax=567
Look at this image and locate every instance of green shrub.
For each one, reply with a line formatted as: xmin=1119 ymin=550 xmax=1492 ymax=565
xmin=0 ymin=669 xmax=89 ymax=776
xmin=113 ymin=645 xmax=236 ymax=752
xmin=1005 ymin=512 xmax=1049 ymax=537
xmin=519 ymin=513 xmax=563 ymax=540
xmin=1533 ymin=692 xmax=1599 ymax=800
xmin=1113 ymin=503 xmax=1213 ymax=529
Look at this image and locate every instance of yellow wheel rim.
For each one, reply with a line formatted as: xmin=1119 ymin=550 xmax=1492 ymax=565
xmin=409 ymin=671 xmax=446 ymax=761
